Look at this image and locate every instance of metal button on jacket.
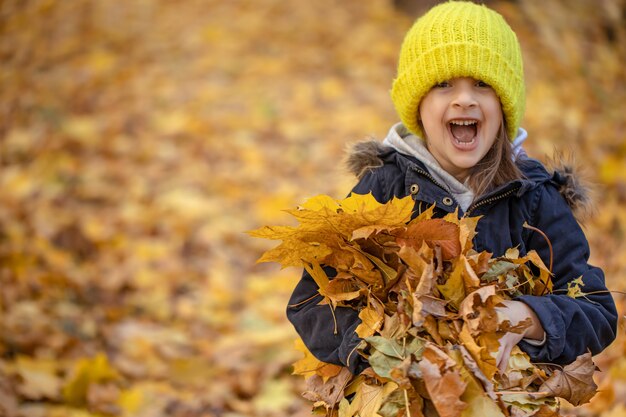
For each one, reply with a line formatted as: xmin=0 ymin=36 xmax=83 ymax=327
xmin=442 ymin=197 xmax=453 ymax=206
xmin=410 ymin=184 xmax=420 ymax=195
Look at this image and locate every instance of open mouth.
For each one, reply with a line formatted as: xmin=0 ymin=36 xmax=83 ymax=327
xmin=448 ymin=119 xmax=478 ymax=146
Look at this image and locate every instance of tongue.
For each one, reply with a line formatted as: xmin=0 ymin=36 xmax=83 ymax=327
xmin=450 ymin=124 xmax=477 ymax=142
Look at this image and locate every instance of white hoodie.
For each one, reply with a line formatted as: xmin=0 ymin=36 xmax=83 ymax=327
xmin=382 ymin=122 xmax=528 ymax=211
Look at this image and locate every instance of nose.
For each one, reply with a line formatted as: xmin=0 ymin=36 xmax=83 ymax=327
xmin=452 ymin=85 xmax=478 ymax=108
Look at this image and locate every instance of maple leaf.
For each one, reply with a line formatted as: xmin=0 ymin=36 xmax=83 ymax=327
xmin=257 ymin=239 xmax=333 ymax=267
xmin=341 ymin=193 xmax=414 ymax=225
xmin=535 ymin=352 xmax=598 ymax=406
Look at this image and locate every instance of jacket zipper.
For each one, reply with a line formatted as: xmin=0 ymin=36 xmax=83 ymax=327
xmin=466 ymin=185 xmax=521 ymax=216
xmin=413 ymin=168 xmax=453 ymax=195
xmin=413 ymin=166 xmax=521 ymax=216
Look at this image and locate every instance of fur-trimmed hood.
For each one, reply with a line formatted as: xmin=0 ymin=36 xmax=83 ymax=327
xmin=345 ymin=139 xmax=595 ymax=222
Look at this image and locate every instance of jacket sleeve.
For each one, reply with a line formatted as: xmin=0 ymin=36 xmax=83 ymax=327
xmin=286 ymin=169 xmax=389 ymax=374
xmin=516 ymin=183 xmax=618 ymax=364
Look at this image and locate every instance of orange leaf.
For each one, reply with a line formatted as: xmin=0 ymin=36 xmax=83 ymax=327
xmin=396 ymin=219 xmax=461 ymax=260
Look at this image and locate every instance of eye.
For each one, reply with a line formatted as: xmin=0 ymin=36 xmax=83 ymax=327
xmin=434 ymin=81 xmax=450 ymax=88
xmin=476 ymin=80 xmax=491 ymax=88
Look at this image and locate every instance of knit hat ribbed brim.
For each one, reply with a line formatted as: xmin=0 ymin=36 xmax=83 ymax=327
xmin=391 ymin=1 xmax=525 ymax=140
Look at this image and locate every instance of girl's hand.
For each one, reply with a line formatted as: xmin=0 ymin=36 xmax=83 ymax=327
xmin=495 ymin=300 xmax=544 ymax=372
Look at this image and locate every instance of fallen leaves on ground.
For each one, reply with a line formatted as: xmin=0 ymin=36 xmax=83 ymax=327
xmin=0 ymin=0 xmax=625 ymax=416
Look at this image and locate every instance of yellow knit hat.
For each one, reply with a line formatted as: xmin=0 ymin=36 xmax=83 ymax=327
xmin=391 ymin=1 xmax=525 ymax=141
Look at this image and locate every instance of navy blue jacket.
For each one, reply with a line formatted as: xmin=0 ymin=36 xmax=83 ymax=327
xmin=287 ymin=141 xmax=618 ymax=374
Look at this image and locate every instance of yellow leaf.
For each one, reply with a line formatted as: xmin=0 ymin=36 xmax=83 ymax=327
xmin=347 ymin=381 xmax=398 ymax=417
xmin=300 ymin=194 xmax=340 ymax=211
xmin=247 ymin=225 xmax=298 ymax=240
xmin=117 ymin=387 xmax=144 ymax=414
xmin=410 ymin=202 xmax=435 ymax=222
xmin=258 ymin=240 xmax=332 ymax=267
xmin=304 ymin=261 xmax=330 ymax=292
xmin=355 ymin=306 xmax=383 ymax=338
xmin=339 ymin=193 xmax=414 ymax=232
xmin=566 ymin=276 xmax=585 ymax=298
xmin=62 ymin=353 xmax=121 ymax=406
xmin=292 ymin=339 xmax=342 ymax=381
xmin=505 ymin=247 xmax=520 ymax=259
xmin=461 ymin=385 xmax=505 ymax=417
xmin=459 ymin=215 xmax=481 ymax=253
xmin=437 ymin=258 xmax=465 ymax=310
xmin=254 ymin=379 xmax=294 ymax=413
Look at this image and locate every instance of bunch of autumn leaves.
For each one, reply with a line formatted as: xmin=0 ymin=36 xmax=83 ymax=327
xmin=250 ymin=193 xmax=597 ymax=417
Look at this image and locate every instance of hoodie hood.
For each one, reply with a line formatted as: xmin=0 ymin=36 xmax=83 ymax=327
xmin=382 ymin=123 xmax=476 ymax=211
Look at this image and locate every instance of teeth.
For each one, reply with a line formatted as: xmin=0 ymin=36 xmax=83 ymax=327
xmin=449 ymin=120 xmax=477 ymax=125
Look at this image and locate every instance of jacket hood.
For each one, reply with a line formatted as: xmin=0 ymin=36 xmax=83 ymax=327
xmin=346 ymin=139 xmax=595 ymax=222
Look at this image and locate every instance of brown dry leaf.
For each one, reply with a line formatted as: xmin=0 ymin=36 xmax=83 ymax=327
xmin=459 ymin=286 xmax=501 ymax=335
xmin=302 ymin=367 xmax=353 ymax=407
xmin=467 ymin=251 xmax=492 ymax=277
xmin=460 ymin=255 xmax=481 ymax=293
xmin=419 ymin=345 xmax=468 ymax=417
xmin=323 ymin=277 xmax=363 ymax=303
xmin=13 ymin=356 xmax=62 ymax=401
xmin=536 ymin=352 xmax=598 ymax=406
xmin=458 ymin=325 xmax=498 ymax=382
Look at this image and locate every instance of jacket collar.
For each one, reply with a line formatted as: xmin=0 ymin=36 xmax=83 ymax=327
xmin=346 ymin=139 xmax=594 ymax=221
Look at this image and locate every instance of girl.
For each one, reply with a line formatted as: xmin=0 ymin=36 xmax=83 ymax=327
xmin=287 ymin=1 xmax=617 ymax=375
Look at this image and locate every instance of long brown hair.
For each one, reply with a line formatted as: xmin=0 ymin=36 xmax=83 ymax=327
xmin=465 ymin=122 xmax=523 ymax=197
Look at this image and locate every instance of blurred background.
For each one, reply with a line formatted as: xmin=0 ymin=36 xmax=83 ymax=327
xmin=0 ymin=0 xmax=624 ymax=416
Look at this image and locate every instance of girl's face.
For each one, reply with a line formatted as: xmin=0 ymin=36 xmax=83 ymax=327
xmin=418 ymin=77 xmax=503 ymax=182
